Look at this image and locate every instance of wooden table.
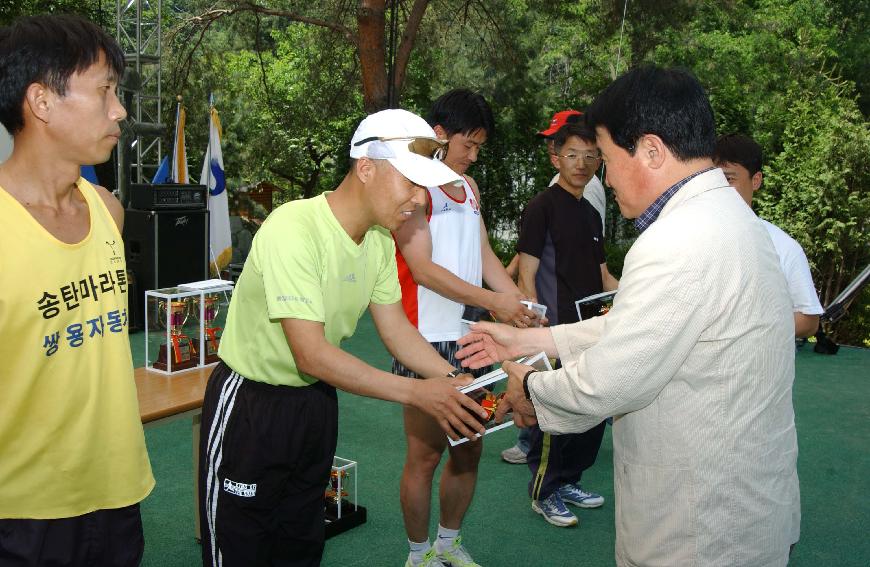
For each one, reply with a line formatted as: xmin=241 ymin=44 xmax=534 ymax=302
xmin=135 ymin=364 xmax=213 ymax=539
xmin=135 ymin=365 xmax=212 ymax=425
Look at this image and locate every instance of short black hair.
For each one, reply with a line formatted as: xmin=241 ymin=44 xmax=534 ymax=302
xmin=552 ymin=123 xmax=597 ymax=154
xmin=0 ymin=14 xmax=124 ymax=134
xmin=585 ymin=65 xmax=716 ymax=161
xmin=426 ymin=88 xmax=495 ymax=140
xmin=713 ymin=133 xmax=763 ymax=176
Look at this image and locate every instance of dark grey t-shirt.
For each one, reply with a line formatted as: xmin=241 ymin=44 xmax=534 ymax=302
xmin=517 ymin=184 xmax=605 ymax=324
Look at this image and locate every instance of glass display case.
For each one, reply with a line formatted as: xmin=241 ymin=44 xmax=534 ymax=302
xmin=144 ymin=283 xmax=233 ymax=374
xmin=448 ymin=351 xmax=554 ymax=446
xmin=324 ymin=456 xmax=367 ymax=539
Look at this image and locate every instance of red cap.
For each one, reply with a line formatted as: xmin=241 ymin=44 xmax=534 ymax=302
xmin=537 ymin=109 xmax=583 ymax=138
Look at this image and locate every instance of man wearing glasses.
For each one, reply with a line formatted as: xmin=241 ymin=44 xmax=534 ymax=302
xmin=504 ymin=110 xmax=607 ymax=283
xmin=502 ymin=109 xmax=610 ymax=464
xmin=541 ymin=110 xmax=608 ymax=233
xmin=198 ymin=108 xmax=488 ymax=567
xmin=512 ymin=121 xmax=618 ymax=527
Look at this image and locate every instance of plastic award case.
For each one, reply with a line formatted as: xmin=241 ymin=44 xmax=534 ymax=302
xmin=575 ymin=290 xmax=617 ymax=321
xmin=448 ymin=352 xmax=553 ymax=446
xmin=520 ymin=300 xmax=547 ymax=325
xmin=324 ymin=456 xmax=367 ymax=538
xmin=144 ymin=281 xmax=233 ymax=374
xmin=459 ymin=304 xmax=494 ymax=337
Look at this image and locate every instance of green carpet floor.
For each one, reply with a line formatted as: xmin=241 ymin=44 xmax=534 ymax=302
xmin=134 ymin=315 xmax=870 ymax=566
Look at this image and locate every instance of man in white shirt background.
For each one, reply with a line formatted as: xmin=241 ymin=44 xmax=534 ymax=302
xmin=713 ymin=133 xmax=824 ymax=337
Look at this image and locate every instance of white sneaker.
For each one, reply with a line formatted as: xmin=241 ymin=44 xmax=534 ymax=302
xmin=436 ymin=536 xmax=482 ymax=567
xmin=405 ymin=547 xmax=446 ymax=567
xmin=500 ymin=444 xmax=528 ymax=464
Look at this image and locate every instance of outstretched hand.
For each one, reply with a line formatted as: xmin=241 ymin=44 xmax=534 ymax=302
xmin=455 ymin=321 xmax=524 ymax=369
xmin=413 ymin=375 xmax=488 ymax=441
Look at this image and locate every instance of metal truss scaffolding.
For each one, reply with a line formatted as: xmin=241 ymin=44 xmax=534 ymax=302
xmin=116 ymin=0 xmax=163 ymax=186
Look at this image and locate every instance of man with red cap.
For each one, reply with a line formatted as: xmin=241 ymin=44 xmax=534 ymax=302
xmin=537 ymin=110 xmax=607 ymax=230
xmin=501 ymin=109 xmax=609 ymax=465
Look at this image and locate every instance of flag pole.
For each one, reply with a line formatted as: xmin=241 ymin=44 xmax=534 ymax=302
xmin=169 ymin=96 xmax=180 ymax=182
xmin=175 ymin=95 xmax=182 ymax=183
xmin=205 ymin=92 xmax=222 ymax=280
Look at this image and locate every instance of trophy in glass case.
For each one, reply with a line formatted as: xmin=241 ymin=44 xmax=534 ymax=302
xmin=324 ymin=456 xmax=366 ymax=539
xmin=197 ymin=293 xmax=223 ymax=364
xmin=325 ymin=469 xmax=349 ymax=506
xmin=145 ymin=282 xmax=234 ymax=374
xmin=153 ymin=299 xmax=198 ymax=371
xmin=449 ymin=352 xmax=554 ymax=446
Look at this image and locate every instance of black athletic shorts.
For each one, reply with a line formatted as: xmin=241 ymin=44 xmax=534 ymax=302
xmin=199 ymin=361 xmax=338 ymax=567
xmin=0 ymin=504 xmax=144 ymax=566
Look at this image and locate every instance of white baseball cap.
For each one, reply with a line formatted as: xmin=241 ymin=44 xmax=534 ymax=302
xmin=350 ymin=109 xmax=461 ymax=187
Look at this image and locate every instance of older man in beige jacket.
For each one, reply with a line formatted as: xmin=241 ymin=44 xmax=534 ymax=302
xmin=458 ymin=66 xmax=798 ymax=567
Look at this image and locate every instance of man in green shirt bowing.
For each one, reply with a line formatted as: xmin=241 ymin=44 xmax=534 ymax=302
xmin=199 ymin=108 xmax=487 ymax=567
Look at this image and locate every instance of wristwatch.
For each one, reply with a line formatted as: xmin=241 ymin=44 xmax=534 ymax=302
xmin=446 ymin=368 xmax=464 ymax=378
xmin=522 ymin=370 xmax=536 ymax=400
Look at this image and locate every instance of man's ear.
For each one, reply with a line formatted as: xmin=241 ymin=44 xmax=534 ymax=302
xmin=549 ymin=151 xmax=560 ymax=169
xmin=355 ymin=157 xmax=377 ymax=184
xmin=751 ymin=170 xmax=763 ymax=192
xmin=638 ymin=134 xmax=667 ymax=170
xmin=24 ymin=82 xmax=53 ymax=125
xmin=433 ymin=124 xmax=448 ymax=139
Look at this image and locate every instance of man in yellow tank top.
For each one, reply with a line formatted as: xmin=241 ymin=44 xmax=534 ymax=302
xmin=0 ymin=14 xmax=154 ymax=566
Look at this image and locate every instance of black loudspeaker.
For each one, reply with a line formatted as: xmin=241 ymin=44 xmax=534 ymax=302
xmin=123 ymin=208 xmax=210 ymax=329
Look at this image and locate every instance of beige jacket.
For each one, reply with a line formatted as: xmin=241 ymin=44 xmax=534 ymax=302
xmin=530 ymin=169 xmax=798 ymax=566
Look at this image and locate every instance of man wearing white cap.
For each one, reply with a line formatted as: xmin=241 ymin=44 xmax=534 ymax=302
xmin=198 ymin=108 xmax=489 ymax=567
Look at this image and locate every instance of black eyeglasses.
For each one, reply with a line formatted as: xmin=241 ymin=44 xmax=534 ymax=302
xmin=354 ymin=136 xmax=448 ymax=160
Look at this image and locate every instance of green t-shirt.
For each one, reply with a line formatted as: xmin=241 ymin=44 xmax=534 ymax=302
xmin=218 ymin=193 xmax=401 ymax=386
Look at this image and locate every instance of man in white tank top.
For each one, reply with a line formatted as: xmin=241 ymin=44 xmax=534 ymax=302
xmin=393 ymin=89 xmax=537 ymax=567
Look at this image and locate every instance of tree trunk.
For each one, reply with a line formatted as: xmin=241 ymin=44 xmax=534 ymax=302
xmin=391 ymin=0 xmax=430 ymax=104
xmin=188 ymin=1 xmax=431 ymax=113
xmin=357 ymin=0 xmax=389 ymax=112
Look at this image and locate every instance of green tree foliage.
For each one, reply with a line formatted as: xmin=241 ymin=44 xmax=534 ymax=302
xmin=759 ymin=88 xmax=869 ymax=345
xmin=648 ymin=0 xmax=869 ymax=344
xmin=6 ymin=0 xmax=866 ymax=342
xmin=0 ymin=0 xmax=106 ymax=26
xmin=403 ymin=0 xmax=633 ymax=249
xmin=161 ymin=7 xmax=365 ymax=205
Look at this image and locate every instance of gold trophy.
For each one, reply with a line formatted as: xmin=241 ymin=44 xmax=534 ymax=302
xmin=198 ymin=294 xmax=223 ymax=364
xmin=325 ymin=468 xmax=350 ymax=518
xmin=323 ymin=458 xmax=366 ymax=537
xmin=154 ymin=299 xmax=197 ymax=370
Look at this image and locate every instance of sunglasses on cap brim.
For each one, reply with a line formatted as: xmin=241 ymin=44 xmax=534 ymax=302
xmin=354 ymin=136 xmax=448 ymax=161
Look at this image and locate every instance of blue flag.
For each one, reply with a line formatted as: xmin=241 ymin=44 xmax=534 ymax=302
xmin=152 ymin=155 xmax=170 ymax=184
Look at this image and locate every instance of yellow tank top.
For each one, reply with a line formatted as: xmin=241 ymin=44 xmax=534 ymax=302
xmin=0 ymin=178 xmax=154 ymax=519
